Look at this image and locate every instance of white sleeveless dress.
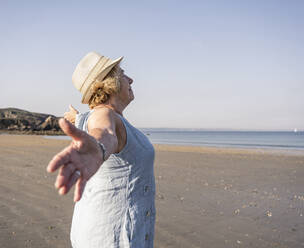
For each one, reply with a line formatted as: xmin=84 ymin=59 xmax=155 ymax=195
xmin=70 ymin=111 xmax=156 ymax=248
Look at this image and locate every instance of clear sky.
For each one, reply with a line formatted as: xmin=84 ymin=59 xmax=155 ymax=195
xmin=1 ymin=0 xmax=303 ymax=130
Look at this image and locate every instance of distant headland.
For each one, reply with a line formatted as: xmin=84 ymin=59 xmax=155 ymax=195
xmin=0 ymin=108 xmax=64 ymax=135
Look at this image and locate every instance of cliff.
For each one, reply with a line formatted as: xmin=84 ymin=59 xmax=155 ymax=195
xmin=0 ymin=108 xmax=64 ymax=135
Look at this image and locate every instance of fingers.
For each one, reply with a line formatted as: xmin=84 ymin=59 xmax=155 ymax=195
xmin=47 ymin=146 xmax=71 ymax=173
xmin=69 ymin=104 xmax=79 ymax=114
xmin=55 ymin=163 xmax=75 ymax=189
xmin=46 ymin=122 xmax=85 ymax=173
xmin=74 ymin=178 xmax=87 ymax=202
xmin=63 ymin=112 xmax=70 ymax=121
xmin=59 ymin=170 xmax=81 ymax=195
xmin=58 ymin=118 xmax=85 ymax=141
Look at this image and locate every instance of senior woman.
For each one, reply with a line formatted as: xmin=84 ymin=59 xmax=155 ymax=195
xmin=47 ymin=52 xmax=155 ymax=248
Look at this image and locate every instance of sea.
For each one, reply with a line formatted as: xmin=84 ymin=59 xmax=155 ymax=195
xmin=45 ymin=129 xmax=304 ymax=151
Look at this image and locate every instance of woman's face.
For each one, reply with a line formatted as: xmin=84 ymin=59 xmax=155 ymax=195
xmin=117 ymin=68 xmax=134 ymax=105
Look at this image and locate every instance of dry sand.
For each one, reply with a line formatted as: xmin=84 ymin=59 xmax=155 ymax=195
xmin=0 ymin=135 xmax=304 ymax=248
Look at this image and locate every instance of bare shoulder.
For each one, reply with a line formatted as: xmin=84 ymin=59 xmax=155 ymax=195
xmin=87 ymin=108 xmax=117 ymax=131
xmin=88 ymin=107 xmax=126 ymax=152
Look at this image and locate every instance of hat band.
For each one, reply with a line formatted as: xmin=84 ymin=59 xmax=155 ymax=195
xmin=80 ymin=57 xmax=110 ymax=100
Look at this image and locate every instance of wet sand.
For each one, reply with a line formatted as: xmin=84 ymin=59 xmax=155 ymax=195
xmin=0 ymin=135 xmax=304 ymax=248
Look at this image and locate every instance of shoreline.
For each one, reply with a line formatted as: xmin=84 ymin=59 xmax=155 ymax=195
xmin=2 ymin=133 xmax=303 ymax=157
xmin=0 ymin=130 xmax=64 ymax=135
xmin=154 ymin=143 xmax=304 ymax=157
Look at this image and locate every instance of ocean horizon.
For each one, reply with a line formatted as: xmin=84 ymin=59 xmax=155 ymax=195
xmin=44 ymin=129 xmax=304 ymax=151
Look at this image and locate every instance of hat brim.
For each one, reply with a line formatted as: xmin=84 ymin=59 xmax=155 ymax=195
xmin=81 ymin=56 xmax=123 ymax=104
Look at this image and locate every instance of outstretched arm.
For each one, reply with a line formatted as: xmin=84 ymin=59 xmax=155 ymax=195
xmin=47 ymin=108 xmax=118 ymax=202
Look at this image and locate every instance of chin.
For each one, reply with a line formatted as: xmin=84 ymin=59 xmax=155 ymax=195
xmin=129 ymin=93 xmax=135 ymax=101
xmin=125 ymin=96 xmax=134 ymax=106
xmin=128 ymin=97 xmax=134 ymax=104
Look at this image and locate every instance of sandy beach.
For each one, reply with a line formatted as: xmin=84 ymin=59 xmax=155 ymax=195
xmin=0 ymin=135 xmax=304 ymax=248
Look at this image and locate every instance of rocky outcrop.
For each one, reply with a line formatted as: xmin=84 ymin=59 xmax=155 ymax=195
xmin=0 ymin=108 xmax=64 ymax=135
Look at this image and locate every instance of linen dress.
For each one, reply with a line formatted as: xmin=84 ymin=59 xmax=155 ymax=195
xmin=70 ymin=111 xmax=156 ymax=248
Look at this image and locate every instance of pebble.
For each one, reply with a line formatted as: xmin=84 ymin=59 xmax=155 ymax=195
xmin=266 ymin=211 xmax=272 ymax=217
xmin=157 ymin=194 xmax=164 ymax=200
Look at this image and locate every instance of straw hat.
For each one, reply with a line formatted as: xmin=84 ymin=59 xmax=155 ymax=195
xmin=72 ymin=52 xmax=123 ymax=104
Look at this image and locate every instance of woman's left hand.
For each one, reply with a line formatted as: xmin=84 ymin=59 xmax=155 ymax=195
xmin=64 ymin=104 xmax=79 ymax=125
